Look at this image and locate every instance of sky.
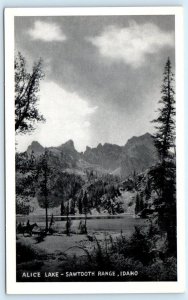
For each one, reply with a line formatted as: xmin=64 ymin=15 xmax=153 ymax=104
xmin=15 ymin=15 xmax=175 ymax=152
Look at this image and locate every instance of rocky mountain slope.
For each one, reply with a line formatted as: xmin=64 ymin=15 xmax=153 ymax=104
xmin=26 ymin=133 xmax=158 ymax=179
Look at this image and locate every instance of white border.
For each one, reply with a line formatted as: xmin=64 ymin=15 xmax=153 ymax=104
xmin=5 ymin=6 xmax=185 ymax=294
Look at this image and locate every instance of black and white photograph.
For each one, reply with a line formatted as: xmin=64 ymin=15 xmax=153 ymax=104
xmin=5 ymin=7 xmax=185 ymax=294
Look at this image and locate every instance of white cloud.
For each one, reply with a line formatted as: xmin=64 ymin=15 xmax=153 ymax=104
xmin=28 ymin=21 xmax=66 ymax=42
xmin=16 ymin=81 xmax=98 ymax=152
xmin=88 ymin=21 xmax=174 ymax=67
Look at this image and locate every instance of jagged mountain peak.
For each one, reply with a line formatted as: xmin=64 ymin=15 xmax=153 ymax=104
xmin=126 ymin=132 xmax=152 ymax=144
xmin=60 ymin=139 xmax=75 ymax=150
xmin=27 ymin=141 xmax=44 ymax=154
xmin=31 ymin=140 xmax=43 ymax=147
xmin=97 ymin=143 xmax=103 ymax=149
xmin=86 ymin=146 xmax=91 ymax=151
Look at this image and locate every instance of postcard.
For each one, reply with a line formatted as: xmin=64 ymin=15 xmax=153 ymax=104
xmin=5 ymin=6 xmax=185 ymax=294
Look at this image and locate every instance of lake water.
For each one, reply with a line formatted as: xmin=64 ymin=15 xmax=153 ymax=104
xmin=16 ymin=214 xmax=147 ymax=234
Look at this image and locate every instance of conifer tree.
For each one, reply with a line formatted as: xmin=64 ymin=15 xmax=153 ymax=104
xmin=78 ymin=197 xmax=83 ymax=214
xmin=135 ymin=193 xmax=140 ymax=215
xmin=152 ymin=57 xmax=175 ymax=162
xmin=61 ymin=201 xmax=66 ymax=216
xmin=83 ymin=192 xmax=89 ymax=233
xmin=150 ymin=58 xmax=176 ymax=253
xmin=37 ymin=150 xmax=52 ymax=231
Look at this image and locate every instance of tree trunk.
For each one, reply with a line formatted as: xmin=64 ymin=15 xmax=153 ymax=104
xmin=45 ymin=202 xmax=48 ymax=232
xmin=66 ymin=202 xmax=70 ymax=236
xmin=84 ymin=213 xmax=87 ymax=234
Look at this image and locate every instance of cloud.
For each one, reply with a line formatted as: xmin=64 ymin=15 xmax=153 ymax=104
xmin=16 ymin=81 xmax=98 ymax=152
xmin=28 ymin=20 xmax=66 ymax=42
xmin=88 ymin=21 xmax=174 ymax=67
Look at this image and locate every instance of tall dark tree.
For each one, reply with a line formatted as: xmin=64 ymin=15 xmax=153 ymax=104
xmin=135 ymin=193 xmax=144 ymax=215
xmin=65 ymin=201 xmax=72 ymax=236
xmin=16 ymin=151 xmax=37 ymax=215
xmin=61 ymin=201 xmax=66 ymax=216
xmin=82 ymin=191 xmax=89 ymax=234
xmin=78 ymin=196 xmax=83 ymax=214
xmin=152 ymin=57 xmax=175 ymax=161
xmin=150 ymin=58 xmax=176 ymax=253
xmin=15 ymin=52 xmax=45 ymax=133
xmin=37 ymin=150 xmax=52 ymax=231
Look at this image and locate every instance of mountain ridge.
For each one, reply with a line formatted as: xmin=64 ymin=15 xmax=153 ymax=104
xmin=25 ymin=132 xmax=158 ymax=178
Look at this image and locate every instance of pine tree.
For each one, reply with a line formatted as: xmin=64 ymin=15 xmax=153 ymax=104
xmin=135 ymin=193 xmax=140 ymax=215
xmin=78 ymin=197 xmax=83 ymax=214
xmin=37 ymin=150 xmax=52 ymax=232
xmin=61 ymin=201 xmax=66 ymax=216
xmin=150 ymin=58 xmax=176 ymax=254
xmin=135 ymin=193 xmax=145 ymax=215
xmin=65 ymin=201 xmax=71 ymax=236
xmin=83 ymin=192 xmax=89 ymax=233
xmin=152 ymin=57 xmax=175 ymax=162
xmin=70 ymin=199 xmax=75 ymax=215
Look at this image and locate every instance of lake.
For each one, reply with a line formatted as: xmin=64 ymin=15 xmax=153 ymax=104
xmin=16 ymin=214 xmax=147 ymax=234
